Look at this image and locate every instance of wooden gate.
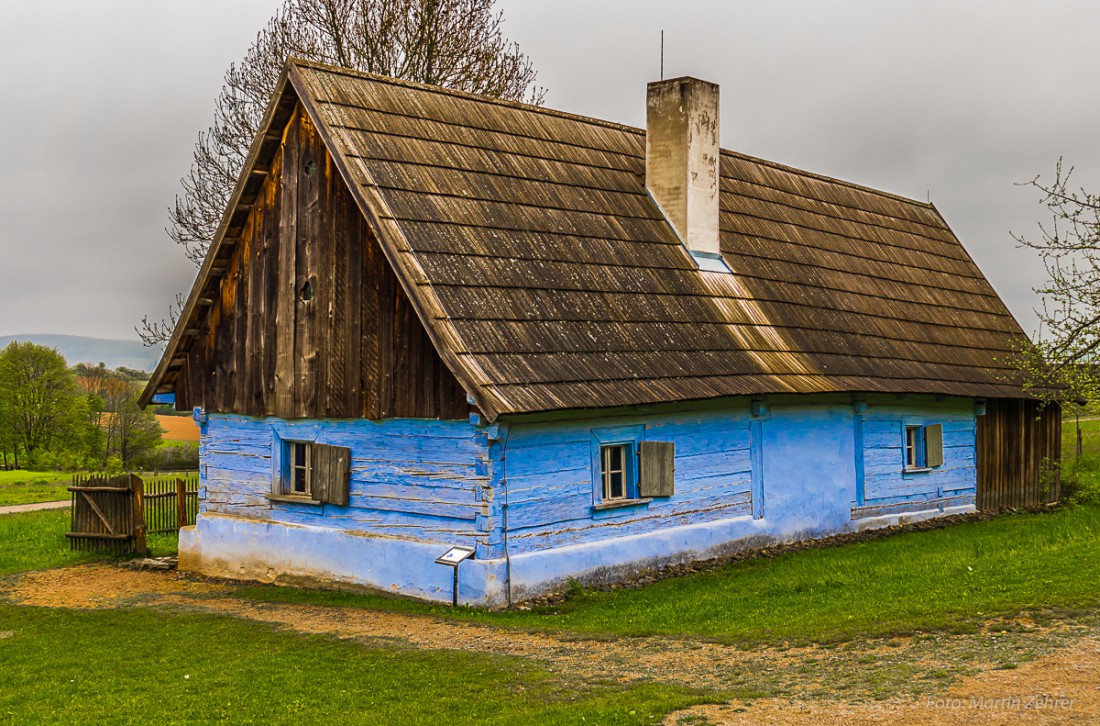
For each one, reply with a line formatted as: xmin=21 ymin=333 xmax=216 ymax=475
xmin=143 ymin=476 xmax=200 ymax=534
xmin=976 ymin=398 xmax=1062 ymax=512
xmin=67 ymin=474 xmax=147 ymax=555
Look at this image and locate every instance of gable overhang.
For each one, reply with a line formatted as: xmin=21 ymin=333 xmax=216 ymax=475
xmin=141 ymin=59 xmax=499 ymax=418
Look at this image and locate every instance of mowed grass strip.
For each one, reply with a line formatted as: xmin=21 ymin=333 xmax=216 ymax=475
xmin=0 ymin=470 xmax=73 ymax=507
xmin=240 ymin=502 xmax=1100 ymax=645
xmin=0 ymin=604 xmax=714 ymax=725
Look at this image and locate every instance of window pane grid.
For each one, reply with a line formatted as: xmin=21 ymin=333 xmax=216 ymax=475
xmin=602 ymin=444 xmax=627 ymax=501
xmin=289 ymin=442 xmax=311 ymax=495
xmin=905 ymin=426 xmax=923 ymax=469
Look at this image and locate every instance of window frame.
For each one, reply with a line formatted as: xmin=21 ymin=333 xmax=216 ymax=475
xmin=267 ymin=429 xmax=352 ymax=507
xmin=601 ymin=443 xmax=630 ymax=502
xmin=589 ymin=425 xmax=648 ymax=510
xmin=904 ymin=424 xmax=925 ymax=470
xmin=287 ymin=440 xmax=313 ymax=497
xmin=901 ymin=419 xmax=943 ymax=474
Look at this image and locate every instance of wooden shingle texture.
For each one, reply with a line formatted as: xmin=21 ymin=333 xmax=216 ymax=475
xmin=145 ymin=59 xmax=1029 ymax=421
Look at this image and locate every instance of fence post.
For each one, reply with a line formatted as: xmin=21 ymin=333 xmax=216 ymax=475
xmin=131 ymin=474 xmax=148 ymax=556
xmin=177 ymin=478 xmax=187 ymax=530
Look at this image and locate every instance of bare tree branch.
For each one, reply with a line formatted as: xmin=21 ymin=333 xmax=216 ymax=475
xmin=141 ymin=0 xmax=542 ymax=346
xmin=1011 ymin=158 xmax=1100 ymax=403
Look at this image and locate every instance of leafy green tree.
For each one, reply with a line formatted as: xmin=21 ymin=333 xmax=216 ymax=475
xmin=98 ymin=373 xmax=163 ymax=468
xmin=0 ymin=342 xmax=81 ymax=460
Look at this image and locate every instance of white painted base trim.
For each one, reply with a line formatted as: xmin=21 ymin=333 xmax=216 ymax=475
xmin=180 ymin=502 xmax=976 ymax=607
xmin=179 ymin=513 xmax=507 ymax=606
xmin=852 ymin=504 xmax=976 ymax=532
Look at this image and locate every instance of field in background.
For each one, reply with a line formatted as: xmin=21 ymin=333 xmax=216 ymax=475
xmin=156 ymin=415 xmax=199 ymax=443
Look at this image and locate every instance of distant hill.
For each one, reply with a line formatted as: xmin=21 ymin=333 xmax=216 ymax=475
xmin=0 ymin=334 xmax=161 ymax=373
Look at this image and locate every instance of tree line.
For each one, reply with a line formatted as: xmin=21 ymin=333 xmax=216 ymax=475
xmin=0 ymin=341 xmax=194 ymax=472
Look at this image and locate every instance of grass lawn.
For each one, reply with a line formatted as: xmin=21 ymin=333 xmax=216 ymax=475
xmin=0 ymin=509 xmax=98 ymax=575
xmin=237 ymin=501 xmax=1100 ymax=644
xmin=1062 ymin=417 xmax=1100 ymax=505
xmin=0 ymin=470 xmax=73 ymax=507
xmin=0 ymin=509 xmax=178 ymax=577
xmin=0 ymin=604 xmax=715 ymax=725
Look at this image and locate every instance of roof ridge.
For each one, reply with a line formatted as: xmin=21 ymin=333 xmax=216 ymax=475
xmin=289 ymin=57 xmax=648 ymax=138
xmin=720 ymin=148 xmax=936 ymax=211
xmin=292 ymin=58 xmax=938 ymax=213
xmin=290 ymin=58 xmax=937 ymax=214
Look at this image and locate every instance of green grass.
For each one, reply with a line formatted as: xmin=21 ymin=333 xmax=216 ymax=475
xmin=0 ymin=509 xmax=178 ymax=577
xmin=0 ymin=604 xmax=715 ymax=725
xmin=0 ymin=510 xmax=97 ymax=575
xmin=0 ymin=470 xmax=73 ymax=506
xmin=1062 ymin=417 xmax=1100 ymax=505
xmin=239 ymin=502 xmax=1100 ymax=645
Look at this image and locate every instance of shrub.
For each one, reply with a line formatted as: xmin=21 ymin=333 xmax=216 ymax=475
xmin=1060 ymin=454 xmax=1100 ymax=505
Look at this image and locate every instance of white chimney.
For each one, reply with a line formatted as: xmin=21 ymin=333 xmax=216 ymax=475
xmin=645 ymin=77 xmax=724 ymax=269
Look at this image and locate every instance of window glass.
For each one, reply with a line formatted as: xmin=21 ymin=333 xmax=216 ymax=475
xmin=602 ymin=444 xmax=628 ymax=501
xmin=289 ymin=441 xmax=310 ymax=494
xmin=905 ymin=425 xmax=923 ymax=468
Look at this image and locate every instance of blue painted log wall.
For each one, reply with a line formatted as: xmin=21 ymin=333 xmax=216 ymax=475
xmin=500 ymin=404 xmax=755 ymax=554
xmin=186 ymin=394 xmax=979 ymax=603
xmin=199 ymin=414 xmax=489 ymax=547
xmin=853 ymin=401 xmax=977 ymax=518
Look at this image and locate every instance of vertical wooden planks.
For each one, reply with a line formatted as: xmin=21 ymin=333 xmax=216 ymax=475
xmin=295 ymin=109 xmax=322 ymax=418
xmin=168 ymin=102 xmax=471 ymax=422
xmin=274 ymin=109 xmax=300 ymax=418
xmin=977 ymin=398 xmax=1062 ymax=513
xmin=638 ymin=441 xmax=675 ymax=497
xmin=341 ymin=181 xmax=363 ymax=417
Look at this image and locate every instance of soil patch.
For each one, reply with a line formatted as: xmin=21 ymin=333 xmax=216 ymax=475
xmin=667 ymin=636 xmax=1100 ymax=725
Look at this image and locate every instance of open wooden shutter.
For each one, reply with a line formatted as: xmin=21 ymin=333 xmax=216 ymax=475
xmin=924 ymin=424 xmax=943 ymax=468
xmin=311 ymin=443 xmax=350 ymax=505
xmin=638 ymin=441 xmax=675 ymax=497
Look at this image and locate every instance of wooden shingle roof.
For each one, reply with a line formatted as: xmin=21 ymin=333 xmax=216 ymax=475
xmin=145 ymin=59 xmax=1029 ymax=420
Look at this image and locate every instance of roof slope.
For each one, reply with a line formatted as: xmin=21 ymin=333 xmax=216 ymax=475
xmin=145 ymin=59 xmax=1029 ymax=419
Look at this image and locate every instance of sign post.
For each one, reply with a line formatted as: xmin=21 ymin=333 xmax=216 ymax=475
xmin=435 ymin=546 xmax=476 ymax=607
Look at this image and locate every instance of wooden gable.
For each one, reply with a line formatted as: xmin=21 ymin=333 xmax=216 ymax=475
xmin=170 ymin=105 xmax=468 ymax=420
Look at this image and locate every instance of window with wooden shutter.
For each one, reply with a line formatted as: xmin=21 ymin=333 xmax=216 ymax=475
xmin=638 ymin=441 xmax=675 ymax=498
xmin=924 ymin=423 xmax=944 ymax=468
xmin=310 ymin=443 xmax=351 ymax=506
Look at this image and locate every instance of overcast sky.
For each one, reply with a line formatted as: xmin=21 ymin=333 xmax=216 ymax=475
xmin=2 ymin=0 xmax=1098 ymax=342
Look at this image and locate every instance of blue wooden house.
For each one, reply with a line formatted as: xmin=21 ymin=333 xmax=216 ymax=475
xmin=141 ymin=59 xmax=1060 ymax=606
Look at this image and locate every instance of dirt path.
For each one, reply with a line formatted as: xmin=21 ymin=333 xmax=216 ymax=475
xmin=0 ymin=500 xmax=69 ymax=515
xmin=5 ymin=565 xmax=1100 ymax=724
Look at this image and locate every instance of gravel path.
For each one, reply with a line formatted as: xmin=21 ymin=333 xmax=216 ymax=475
xmin=0 ymin=499 xmax=69 ymax=515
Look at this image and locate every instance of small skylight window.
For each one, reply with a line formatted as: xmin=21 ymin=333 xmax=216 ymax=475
xmin=689 ymin=250 xmax=732 ymax=274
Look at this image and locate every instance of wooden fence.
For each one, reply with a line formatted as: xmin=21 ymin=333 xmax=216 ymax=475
xmin=68 ymin=473 xmax=200 ymax=553
xmin=68 ymin=474 xmax=146 ymax=555
xmin=143 ymin=475 xmax=200 ymax=534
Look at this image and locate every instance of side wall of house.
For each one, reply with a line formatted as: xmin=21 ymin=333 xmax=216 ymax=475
xmin=854 ymin=402 xmax=978 ymax=518
xmin=180 ymin=395 xmax=978 ymax=606
xmin=171 ymin=104 xmax=468 ymax=420
xmin=180 ymin=413 xmax=501 ymax=603
xmin=497 ymin=395 xmax=977 ymax=599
